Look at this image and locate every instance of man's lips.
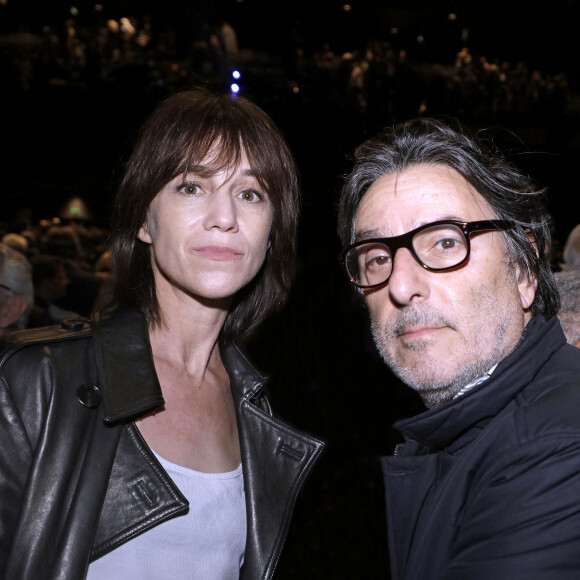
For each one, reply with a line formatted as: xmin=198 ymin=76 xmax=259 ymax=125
xmin=398 ymin=325 xmax=446 ymax=339
xmin=193 ymin=246 xmax=243 ymax=260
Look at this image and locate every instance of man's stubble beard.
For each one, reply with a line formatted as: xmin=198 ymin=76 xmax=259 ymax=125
xmin=370 ymin=277 xmax=525 ymax=409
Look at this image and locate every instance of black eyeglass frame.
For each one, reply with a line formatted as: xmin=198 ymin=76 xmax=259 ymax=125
xmin=339 ymin=219 xmax=513 ymax=289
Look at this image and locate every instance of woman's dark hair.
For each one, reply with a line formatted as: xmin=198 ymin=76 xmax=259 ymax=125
xmin=337 ymin=117 xmax=559 ymax=317
xmin=110 ymin=89 xmax=300 ymax=340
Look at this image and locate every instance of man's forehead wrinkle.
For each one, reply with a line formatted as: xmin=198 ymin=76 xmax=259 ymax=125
xmin=355 ymin=164 xmax=496 ymax=241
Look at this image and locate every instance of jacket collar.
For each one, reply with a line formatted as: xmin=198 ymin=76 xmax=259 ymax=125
xmin=395 ymin=315 xmax=567 ymax=451
xmin=92 ymin=310 xmax=266 ymax=423
xmin=92 ymin=309 xmax=164 ymax=423
xmin=220 ymin=342 xmax=268 ymax=407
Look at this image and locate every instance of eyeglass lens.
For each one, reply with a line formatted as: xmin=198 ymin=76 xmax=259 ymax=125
xmin=346 ymin=223 xmax=469 ymax=287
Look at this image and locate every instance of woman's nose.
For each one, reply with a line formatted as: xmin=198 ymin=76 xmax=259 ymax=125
xmin=203 ymin=192 xmax=239 ymax=232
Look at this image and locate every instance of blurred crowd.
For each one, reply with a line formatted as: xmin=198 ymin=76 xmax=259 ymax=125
xmin=335 ymin=42 xmax=571 ymax=123
xmin=0 ymin=219 xmax=112 ymax=336
xmin=1 ymin=12 xmax=572 ymax=125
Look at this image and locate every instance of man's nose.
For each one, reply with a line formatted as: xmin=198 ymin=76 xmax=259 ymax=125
xmin=203 ymin=192 xmax=239 ymax=232
xmin=387 ymin=247 xmax=430 ymax=306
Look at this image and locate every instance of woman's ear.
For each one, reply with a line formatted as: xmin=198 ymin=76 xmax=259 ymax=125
xmin=138 ymin=221 xmax=152 ymax=244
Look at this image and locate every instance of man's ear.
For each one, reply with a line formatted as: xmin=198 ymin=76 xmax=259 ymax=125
xmin=137 ymin=220 xmax=152 ymax=244
xmin=517 ymin=229 xmax=539 ymax=311
xmin=518 ymin=274 xmax=537 ymax=310
xmin=0 ymin=295 xmax=27 ymax=329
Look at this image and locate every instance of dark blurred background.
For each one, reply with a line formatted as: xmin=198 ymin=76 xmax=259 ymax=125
xmin=2 ymin=1 xmax=580 ymax=577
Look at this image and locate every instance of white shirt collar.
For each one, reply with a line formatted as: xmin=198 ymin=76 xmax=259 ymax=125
xmin=453 ymin=363 xmax=499 ymax=399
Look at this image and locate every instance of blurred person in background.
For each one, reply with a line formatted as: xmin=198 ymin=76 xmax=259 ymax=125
xmin=561 ymin=223 xmax=580 ymax=271
xmin=0 ymin=89 xmax=324 ymax=579
xmin=28 ymin=254 xmax=80 ymax=327
xmin=0 ymin=243 xmax=33 ymax=336
xmin=40 ymin=224 xmax=104 ymax=317
xmin=555 ymin=269 xmax=580 ymax=347
xmin=2 ymin=233 xmax=29 ymax=256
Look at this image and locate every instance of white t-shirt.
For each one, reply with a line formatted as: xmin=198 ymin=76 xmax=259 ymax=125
xmin=87 ymin=452 xmax=246 ymax=580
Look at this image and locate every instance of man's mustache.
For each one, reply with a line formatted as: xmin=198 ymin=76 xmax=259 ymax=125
xmin=388 ymin=306 xmax=459 ymax=338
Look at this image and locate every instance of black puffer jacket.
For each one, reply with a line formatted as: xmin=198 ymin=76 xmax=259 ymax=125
xmin=382 ymin=316 xmax=580 ymax=579
xmin=0 ymin=310 xmax=324 ymax=579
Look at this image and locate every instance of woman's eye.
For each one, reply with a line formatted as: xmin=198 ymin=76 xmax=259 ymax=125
xmin=240 ymin=189 xmax=263 ymax=202
xmin=180 ymin=182 xmax=200 ymax=195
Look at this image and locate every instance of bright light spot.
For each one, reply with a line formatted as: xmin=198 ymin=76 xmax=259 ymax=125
xmin=120 ymin=17 xmax=135 ymax=35
xmin=231 ymin=83 xmax=240 ymax=94
xmin=417 ymin=35 xmax=424 ymax=43
xmin=448 ymin=13 xmax=457 ymax=21
xmin=94 ymin=4 xmax=103 ymax=12
xmin=343 ymin=4 xmax=352 ymax=12
xmin=390 ymin=27 xmax=398 ymax=35
xmin=292 ymin=86 xmax=300 ymax=94
xmin=70 ymin=6 xmax=79 ymax=15
xmin=232 ymin=70 xmax=241 ymax=79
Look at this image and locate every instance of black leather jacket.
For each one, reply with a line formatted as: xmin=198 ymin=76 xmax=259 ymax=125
xmin=0 ymin=310 xmax=325 ymax=579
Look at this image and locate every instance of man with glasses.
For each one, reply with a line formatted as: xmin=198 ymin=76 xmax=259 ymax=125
xmin=338 ymin=118 xmax=580 ymax=579
xmin=0 ymin=243 xmax=33 ymax=336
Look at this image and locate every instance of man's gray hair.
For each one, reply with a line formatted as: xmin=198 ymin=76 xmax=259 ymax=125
xmin=337 ymin=117 xmax=559 ymax=318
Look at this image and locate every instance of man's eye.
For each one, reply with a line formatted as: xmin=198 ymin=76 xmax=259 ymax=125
xmin=436 ymin=237 xmax=460 ymax=250
xmin=365 ymin=254 xmax=391 ymax=271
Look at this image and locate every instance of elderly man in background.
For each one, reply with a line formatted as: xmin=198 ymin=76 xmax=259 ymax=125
xmin=555 ymin=269 xmax=580 ymax=347
xmin=338 ymin=117 xmax=580 ymax=579
xmin=561 ymin=224 xmax=580 ymax=270
xmin=0 ymin=243 xmax=33 ymax=336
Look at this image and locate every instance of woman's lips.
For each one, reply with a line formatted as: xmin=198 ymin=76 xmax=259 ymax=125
xmin=193 ymin=245 xmax=243 ymax=261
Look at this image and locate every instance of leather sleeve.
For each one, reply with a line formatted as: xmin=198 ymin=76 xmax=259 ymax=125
xmin=0 ymin=372 xmax=34 ymax=577
xmin=0 ymin=335 xmax=122 ymax=580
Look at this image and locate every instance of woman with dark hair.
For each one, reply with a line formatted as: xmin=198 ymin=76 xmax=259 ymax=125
xmin=0 ymin=89 xmax=324 ymax=579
